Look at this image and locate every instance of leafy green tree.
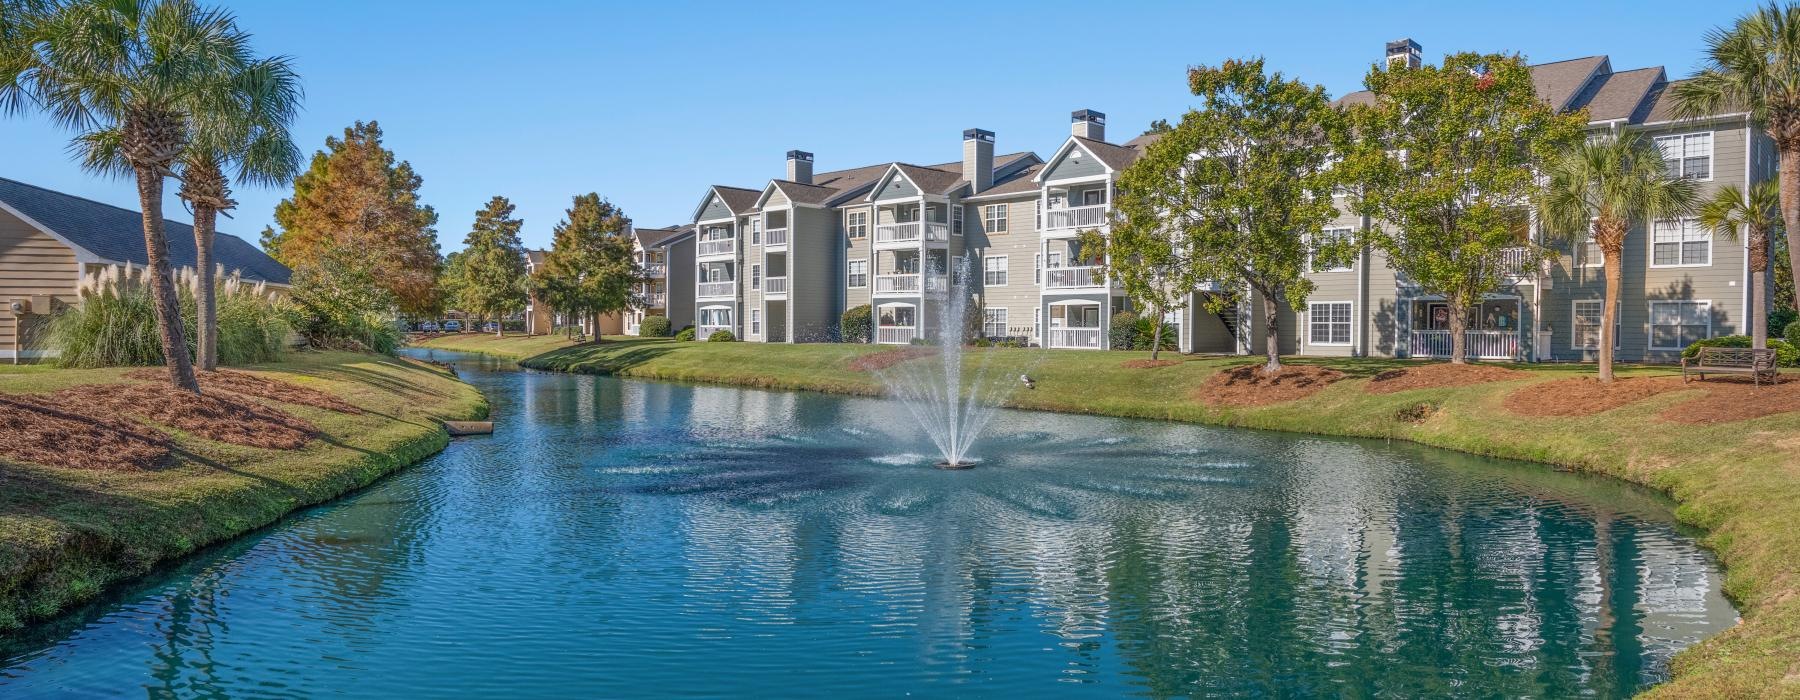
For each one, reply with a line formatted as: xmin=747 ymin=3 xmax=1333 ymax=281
xmin=1675 ymin=2 xmax=1800 ymax=313
xmin=262 ymin=121 xmax=442 ymax=315
xmin=1116 ymin=58 xmax=1340 ymax=373
xmin=1080 ymin=206 xmax=1207 ymax=361
xmin=1341 ymin=52 xmax=1586 ymax=363
xmin=534 ymin=194 xmax=639 ymax=343
xmin=1700 ymin=181 xmax=1781 ymax=350
xmin=459 ymin=196 xmax=528 ymax=336
xmin=1540 ymin=133 xmax=1697 ymax=381
xmin=5 ymin=0 xmax=271 ymax=392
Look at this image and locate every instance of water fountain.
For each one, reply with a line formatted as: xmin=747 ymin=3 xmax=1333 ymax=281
xmin=874 ymin=258 xmax=1034 ymax=469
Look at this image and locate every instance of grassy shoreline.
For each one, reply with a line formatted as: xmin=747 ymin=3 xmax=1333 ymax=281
xmin=414 ymin=332 xmax=1800 ymax=698
xmin=0 ymin=352 xmax=487 ymax=631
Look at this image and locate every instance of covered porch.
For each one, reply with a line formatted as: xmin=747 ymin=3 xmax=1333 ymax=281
xmin=1407 ymin=297 xmax=1524 ymax=360
xmin=876 ymin=302 xmax=921 ymax=345
xmin=1046 ymin=299 xmax=1103 ymax=349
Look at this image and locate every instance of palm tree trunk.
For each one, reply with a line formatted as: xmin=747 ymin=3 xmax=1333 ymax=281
xmin=192 ymin=204 xmax=218 ymax=371
xmin=1262 ymin=293 xmax=1281 ymax=374
xmin=1601 ymin=246 xmax=1622 ymax=383
xmin=1753 ymin=268 xmax=1768 ymax=350
xmin=1782 ymin=148 xmax=1800 ymax=315
xmin=135 ymin=167 xmax=200 ymax=393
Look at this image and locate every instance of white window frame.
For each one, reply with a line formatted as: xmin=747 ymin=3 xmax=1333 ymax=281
xmin=1307 ymin=301 xmax=1353 ymax=346
xmin=983 ymin=307 xmax=1008 ymax=338
xmin=750 ymin=264 xmax=761 ymax=291
xmin=698 ymin=305 xmax=733 ymax=328
xmin=750 ymin=309 xmax=761 ymax=336
xmin=952 ymin=204 xmax=964 ymax=235
xmin=1034 ymin=253 xmax=1043 ymax=285
xmin=846 ymin=210 xmax=868 ymax=239
xmin=983 ymin=255 xmax=1008 ymax=287
xmin=983 ymin=204 xmax=1007 ymax=233
xmin=751 ymin=218 xmax=762 ymax=245
xmin=1649 ymin=218 xmax=1711 ymax=268
xmin=847 ymin=260 xmax=868 ymax=288
xmin=1570 ymin=300 xmax=1621 ymax=350
xmin=1649 ymin=300 xmax=1712 ymax=351
xmin=1579 ymin=219 xmax=1605 ymax=269
xmin=1081 ymin=188 xmax=1103 ymax=206
xmin=1654 ymin=131 xmax=1713 ymax=182
xmin=1306 ymin=227 xmax=1355 ymax=273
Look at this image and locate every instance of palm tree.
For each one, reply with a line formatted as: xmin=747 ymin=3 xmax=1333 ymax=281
xmin=2 ymin=0 xmax=260 ymax=392
xmin=1540 ymin=133 xmax=1697 ymax=382
xmin=1675 ymin=2 xmax=1800 ymax=314
xmin=1700 ymin=182 xmax=1782 ymax=349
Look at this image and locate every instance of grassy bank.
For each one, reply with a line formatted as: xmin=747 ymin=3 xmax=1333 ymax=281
xmin=414 ymin=333 xmax=1800 ymax=698
xmin=0 ymin=352 xmax=487 ymax=631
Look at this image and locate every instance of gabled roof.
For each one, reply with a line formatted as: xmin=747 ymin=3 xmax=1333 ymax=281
xmin=691 ymin=185 xmax=761 ymax=222
xmin=966 ymin=162 xmax=1047 ymax=198
xmin=1568 ymin=66 xmax=1665 ymax=123
xmin=1532 ymin=56 xmax=1611 ymax=112
xmin=0 ymin=176 xmax=291 ymax=284
xmin=1035 ymin=136 xmax=1142 ymax=182
xmin=757 ymin=179 xmax=840 ymax=209
xmin=633 ymin=225 xmax=685 ymax=248
xmin=895 ymin=163 xmax=965 ymax=195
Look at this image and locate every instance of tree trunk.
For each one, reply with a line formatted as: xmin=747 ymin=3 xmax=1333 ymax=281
xmin=1781 ymin=147 xmax=1800 ymax=314
xmin=1447 ymin=293 xmax=1468 ymax=365
xmin=591 ymin=311 xmax=602 ymax=343
xmin=1262 ymin=293 xmax=1281 ymax=375
xmin=1150 ymin=306 xmax=1164 ymax=361
xmin=135 ymin=167 xmax=200 ymax=393
xmin=192 ymin=204 xmax=218 ymax=371
xmin=1600 ymin=244 xmax=1623 ymax=383
xmin=1751 ymin=226 xmax=1770 ymax=351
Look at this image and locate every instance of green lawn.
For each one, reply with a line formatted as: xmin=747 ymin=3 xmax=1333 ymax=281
xmin=0 ymin=352 xmax=487 ymax=630
xmin=413 ymin=333 xmax=1800 ymax=698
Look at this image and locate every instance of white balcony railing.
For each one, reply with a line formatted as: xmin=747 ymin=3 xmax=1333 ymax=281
xmin=1044 ymin=266 xmax=1104 ymax=289
xmin=697 ymin=281 xmax=735 ymax=298
xmin=875 ymin=222 xmax=922 ymax=244
xmin=1048 ymin=328 xmax=1103 ymax=349
xmin=877 ymin=326 xmax=917 ymax=344
xmin=764 ymin=228 xmax=788 ymax=247
xmin=874 ymin=273 xmax=949 ymax=295
xmin=763 ymin=276 xmax=787 ymax=295
xmin=1410 ymin=330 xmax=1519 ymax=360
xmin=698 ymin=239 xmax=735 ymax=257
xmin=642 ymin=262 xmax=666 ymax=278
xmin=924 ymin=222 xmax=950 ymax=242
xmin=1045 ymin=204 xmax=1109 ymax=230
xmin=1499 ymin=246 xmax=1532 ymax=278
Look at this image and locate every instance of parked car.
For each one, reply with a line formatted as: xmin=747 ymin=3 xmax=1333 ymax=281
xmin=418 ymin=321 xmax=439 ymax=332
xmin=443 ymin=319 xmax=463 ymax=332
xmin=482 ymin=321 xmax=499 ymax=333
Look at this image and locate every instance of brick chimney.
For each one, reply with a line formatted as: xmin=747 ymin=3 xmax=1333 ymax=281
xmin=1386 ymin=38 xmax=1422 ymax=69
xmin=786 ymin=150 xmax=813 ymax=185
xmin=962 ymin=129 xmax=994 ymax=194
xmin=1072 ymin=109 xmax=1106 ymax=141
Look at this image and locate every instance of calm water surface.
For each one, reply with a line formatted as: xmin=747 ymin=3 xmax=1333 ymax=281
xmin=0 ymin=350 xmax=1737 ymax=697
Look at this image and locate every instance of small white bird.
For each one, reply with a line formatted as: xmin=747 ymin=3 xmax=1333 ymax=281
xmin=1019 ymin=374 xmax=1036 ymax=390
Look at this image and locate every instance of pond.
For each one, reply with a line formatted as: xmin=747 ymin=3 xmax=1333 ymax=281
xmin=0 ymin=350 xmax=1737 ymax=697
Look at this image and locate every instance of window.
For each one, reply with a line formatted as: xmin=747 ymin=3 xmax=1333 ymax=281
xmin=1572 ymin=300 xmax=1621 ymax=350
xmin=983 ymin=204 xmax=1007 ymax=233
xmin=983 ymin=255 xmax=1008 ymax=286
xmin=950 ymin=256 xmax=967 ymax=286
xmin=847 ymin=260 xmax=868 ymax=288
xmin=1578 ymin=220 xmax=1604 ymax=268
xmin=1308 ymin=227 xmax=1355 ymax=272
xmin=750 ymin=309 xmax=761 ymax=336
xmin=751 ymin=218 xmax=762 ymax=245
xmin=1034 ymin=253 xmax=1043 ymax=285
xmin=1655 ymin=132 xmax=1712 ymax=180
xmin=699 ymin=307 xmax=732 ymax=327
xmin=751 ymin=264 xmax=761 ymax=291
xmin=1082 ymin=189 xmax=1103 ymax=206
xmin=846 ymin=211 xmax=868 ymax=239
xmin=952 ymin=205 xmax=964 ymax=235
xmin=984 ymin=308 xmax=1008 ymax=338
xmin=1034 ymin=308 xmax=1042 ymax=340
xmin=1651 ymin=219 xmax=1710 ymax=267
xmin=1650 ymin=301 xmax=1711 ymax=350
xmin=1035 ymin=199 xmax=1042 ymax=229
xmin=1309 ymin=302 xmax=1352 ymax=345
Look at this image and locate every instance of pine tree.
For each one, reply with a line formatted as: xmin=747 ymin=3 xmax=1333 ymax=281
xmin=459 ymin=196 xmax=528 ymax=336
xmin=535 ymin=194 xmax=640 ymax=343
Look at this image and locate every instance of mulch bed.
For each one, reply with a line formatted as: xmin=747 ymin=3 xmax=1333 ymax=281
xmin=1365 ymin=363 xmax=1531 ymax=394
xmin=51 ymin=383 xmax=317 ymax=449
xmin=848 ymin=347 xmax=935 ymax=372
xmin=1121 ymin=359 xmax=1182 ymax=369
xmin=0 ymin=394 xmax=174 ymax=471
xmin=127 ymin=369 xmax=363 ymax=414
xmin=1657 ymin=375 xmax=1800 ymax=424
xmin=1194 ymin=364 xmax=1345 ymax=407
xmin=1502 ymin=376 xmax=1687 ymax=417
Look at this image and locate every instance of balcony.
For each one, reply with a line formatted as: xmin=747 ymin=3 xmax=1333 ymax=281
xmin=637 ymin=292 xmax=667 ymax=309
xmin=1048 ymin=327 xmax=1103 ymax=349
xmin=873 ymin=273 xmax=949 ymax=296
xmin=875 ymin=222 xmax=921 ymax=245
xmin=1044 ymin=266 xmax=1104 ymax=289
xmin=765 ymin=228 xmax=788 ymax=247
xmin=876 ymin=326 xmax=917 ymax=345
xmin=1045 ymin=204 xmax=1108 ymax=231
xmin=697 ymin=281 xmax=735 ymax=298
xmin=642 ymin=262 xmax=666 ymax=278
xmin=1410 ymin=330 xmax=1520 ymax=360
xmin=764 ymin=276 xmax=787 ymax=296
xmin=698 ymin=239 xmax=735 ymax=257
xmin=1499 ymin=246 xmax=1533 ymax=279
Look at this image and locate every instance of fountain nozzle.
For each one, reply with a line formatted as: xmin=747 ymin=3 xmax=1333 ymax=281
xmin=934 ymin=461 xmax=976 ymax=470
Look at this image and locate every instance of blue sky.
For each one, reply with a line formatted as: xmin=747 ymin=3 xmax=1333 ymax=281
xmin=0 ymin=0 xmax=1763 ymax=253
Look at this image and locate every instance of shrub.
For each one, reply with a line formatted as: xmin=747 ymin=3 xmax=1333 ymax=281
xmin=47 ymin=264 xmax=291 ymax=368
xmin=675 ymin=327 xmax=696 ymax=341
xmin=707 ymin=330 xmax=737 ymax=342
xmin=1132 ymin=316 xmax=1178 ymax=352
xmin=1682 ymin=335 xmax=1799 ymax=367
xmin=287 ymin=247 xmax=402 ymax=354
xmin=1787 ymin=320 xmax=1800 ymax=351
xmin=639 ymin=315 xmax=672 ymax=337
xmin=1771 ymin=308 xmax=1798 ymax=338
xmin=1109 ymin=311 xmax=1140 ymax=350
xmin=840 ymin=304 xmax=871 ymax=343
xmin=972 ymin=338 xmax=991 ymax=348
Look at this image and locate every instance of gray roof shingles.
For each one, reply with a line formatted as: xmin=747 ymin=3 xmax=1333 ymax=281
xmin=0 ymin=176 xmax=291 ymax=284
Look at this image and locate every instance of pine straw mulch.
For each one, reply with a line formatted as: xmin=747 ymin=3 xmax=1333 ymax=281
xmin=848 ymin=347 xmax=935 ymax=372
xmin=1194 ymin=364 xmax=1346 ymax=407
xmin=0 ymin=394 xmax=174 ymax=471
xmin=126 ymin=368 xmax=364 ymax=414
xmin=1121 ymin=359 xmax=1183 ymax=369
xmin=1503 ymin=376 xmax=1688 ymax=417
xmin=1365 ymin=363 xmax=1532 ymax=394
xmin=1656 ymin=375 xmax=1800 ymax=424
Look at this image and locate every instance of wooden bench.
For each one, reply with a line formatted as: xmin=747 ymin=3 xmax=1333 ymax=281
xmin=1682 ymin=347 xmax=1778 ymax=386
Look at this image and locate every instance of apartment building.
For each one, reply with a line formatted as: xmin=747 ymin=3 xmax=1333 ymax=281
xmin=624 ymin=224 xmax=693 ymax=335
